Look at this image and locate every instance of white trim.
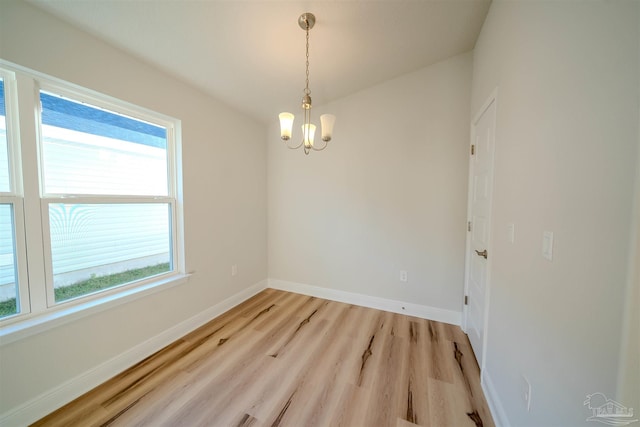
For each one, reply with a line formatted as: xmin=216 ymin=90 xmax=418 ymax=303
xmin=1 ymin=70 xmax=31 ymax=317
xmin=268 ymin=279 xmax=461 ymax=325
xmin=481 ymin=369 xmax=511 ymax=427
xmin=15 ymin=73 xmax=48 ymax=313
xmin=0 ymin=279 xmax=268 ymax=427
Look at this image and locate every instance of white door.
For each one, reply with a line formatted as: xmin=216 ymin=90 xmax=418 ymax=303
xmin=464 ymin=94 xmax=497 ymax=369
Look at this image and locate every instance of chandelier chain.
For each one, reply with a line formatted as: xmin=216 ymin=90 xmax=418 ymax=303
xmin=304 ymin=25 xmax=310 ymax=96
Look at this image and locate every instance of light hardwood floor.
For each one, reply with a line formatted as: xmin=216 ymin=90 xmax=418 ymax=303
xmin=33 ymin=289 xmax=494 ymax=427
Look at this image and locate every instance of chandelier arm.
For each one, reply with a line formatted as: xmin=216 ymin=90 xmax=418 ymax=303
xmin=311 ymin=140 xmax=330 ymax=151
xmin=285 ymin=139 xmax=305 ymax=150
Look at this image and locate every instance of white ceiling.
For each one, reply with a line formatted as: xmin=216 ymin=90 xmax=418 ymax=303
xmin=27 ymin=0 xmax=491 ymax=124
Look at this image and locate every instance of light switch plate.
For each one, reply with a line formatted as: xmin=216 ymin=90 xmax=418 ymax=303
xmin=542 ymin=231 xmax=554 ymax=261
xmin=507 ymin=223 xmax=515 ymax=243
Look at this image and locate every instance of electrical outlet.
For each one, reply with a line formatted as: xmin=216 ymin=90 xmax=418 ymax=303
xmin=521 ymin=375 xmax=532 ymax=412
xmin=399 ymin=270 xmax=408 ymax=282
xmin=231 ymin=264 xmax=238 ymax=276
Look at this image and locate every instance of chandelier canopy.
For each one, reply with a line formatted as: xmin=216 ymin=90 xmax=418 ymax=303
xmin=279 ymin=13 xmax=335 ymax=155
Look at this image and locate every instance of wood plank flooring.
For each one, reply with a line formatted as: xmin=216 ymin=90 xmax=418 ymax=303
xmin=32 ymin=289 xmax=494 ymax=427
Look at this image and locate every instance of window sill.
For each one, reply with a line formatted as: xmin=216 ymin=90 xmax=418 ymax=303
xmin=0 ymin=273 xmax=190 ymax=346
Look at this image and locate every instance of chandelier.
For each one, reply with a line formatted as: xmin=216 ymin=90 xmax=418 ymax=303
xmin=279 ymin=13 xmax=336 ymax=155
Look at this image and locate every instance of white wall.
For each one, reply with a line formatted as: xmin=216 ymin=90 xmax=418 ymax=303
xmin=618 ymin=77 xmax=640 ymax=409
xmin=0 ymin=0 xmax=267 ymax=418
xmin=471 ymin=1 xmax=639 ymax=425
xmin=268 ymin=53 xmax=472 ymax=313
xmin=619 ymin=6 xmax=640 ymax=407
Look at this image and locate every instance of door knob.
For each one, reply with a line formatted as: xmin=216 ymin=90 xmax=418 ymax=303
xmin=475 ymin=249 xmax=488 ymax=259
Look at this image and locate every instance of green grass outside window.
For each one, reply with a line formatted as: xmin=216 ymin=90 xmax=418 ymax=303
xmin=0 ymin=263 xmax=170 ymax=318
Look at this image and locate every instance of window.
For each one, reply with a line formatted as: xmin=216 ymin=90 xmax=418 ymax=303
xmin=39 ymin=90 xmax=175 ymax=304
xmin=0 ymin=204 xmax=19 ymax=317
xmin=0 ymin=77 xmax=10 ymax=192
xmin=0 ymin=72 xmax=24 ymax=320
xmin=0 ymin=62 xmax=184 ymax=326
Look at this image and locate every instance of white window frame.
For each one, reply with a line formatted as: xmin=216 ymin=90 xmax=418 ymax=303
xmin=0 ymin=60 xmax=187 ymax=343
xmin=0 ymin=68 xmax=30 ymax=317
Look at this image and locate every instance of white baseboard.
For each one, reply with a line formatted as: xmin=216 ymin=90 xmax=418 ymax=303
xmin=268 ymin=279 xmax=461 ymax=326
xmin=0 ymin=279 xmax=268 ymax=427
xmin=481 ymin=369 xmax=511 ymax=427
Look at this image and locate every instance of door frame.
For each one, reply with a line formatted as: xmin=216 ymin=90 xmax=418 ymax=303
xmin=462 ymin=89 xmax=498 ymax=374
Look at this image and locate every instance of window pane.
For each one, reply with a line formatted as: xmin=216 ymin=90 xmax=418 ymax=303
xmin=0 ymin=204 xmax=19 ymax=318
xmin=49 ymin=203 xmax=172 ymax=303
xmin=0 ymin=79 xmax=10 ymax=193
xmin=40 ymin=91 xmax=168 ymax=196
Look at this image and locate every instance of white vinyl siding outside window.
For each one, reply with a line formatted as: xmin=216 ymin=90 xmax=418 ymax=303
xmin=0 ymin=61 xmax=184 ymax=330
